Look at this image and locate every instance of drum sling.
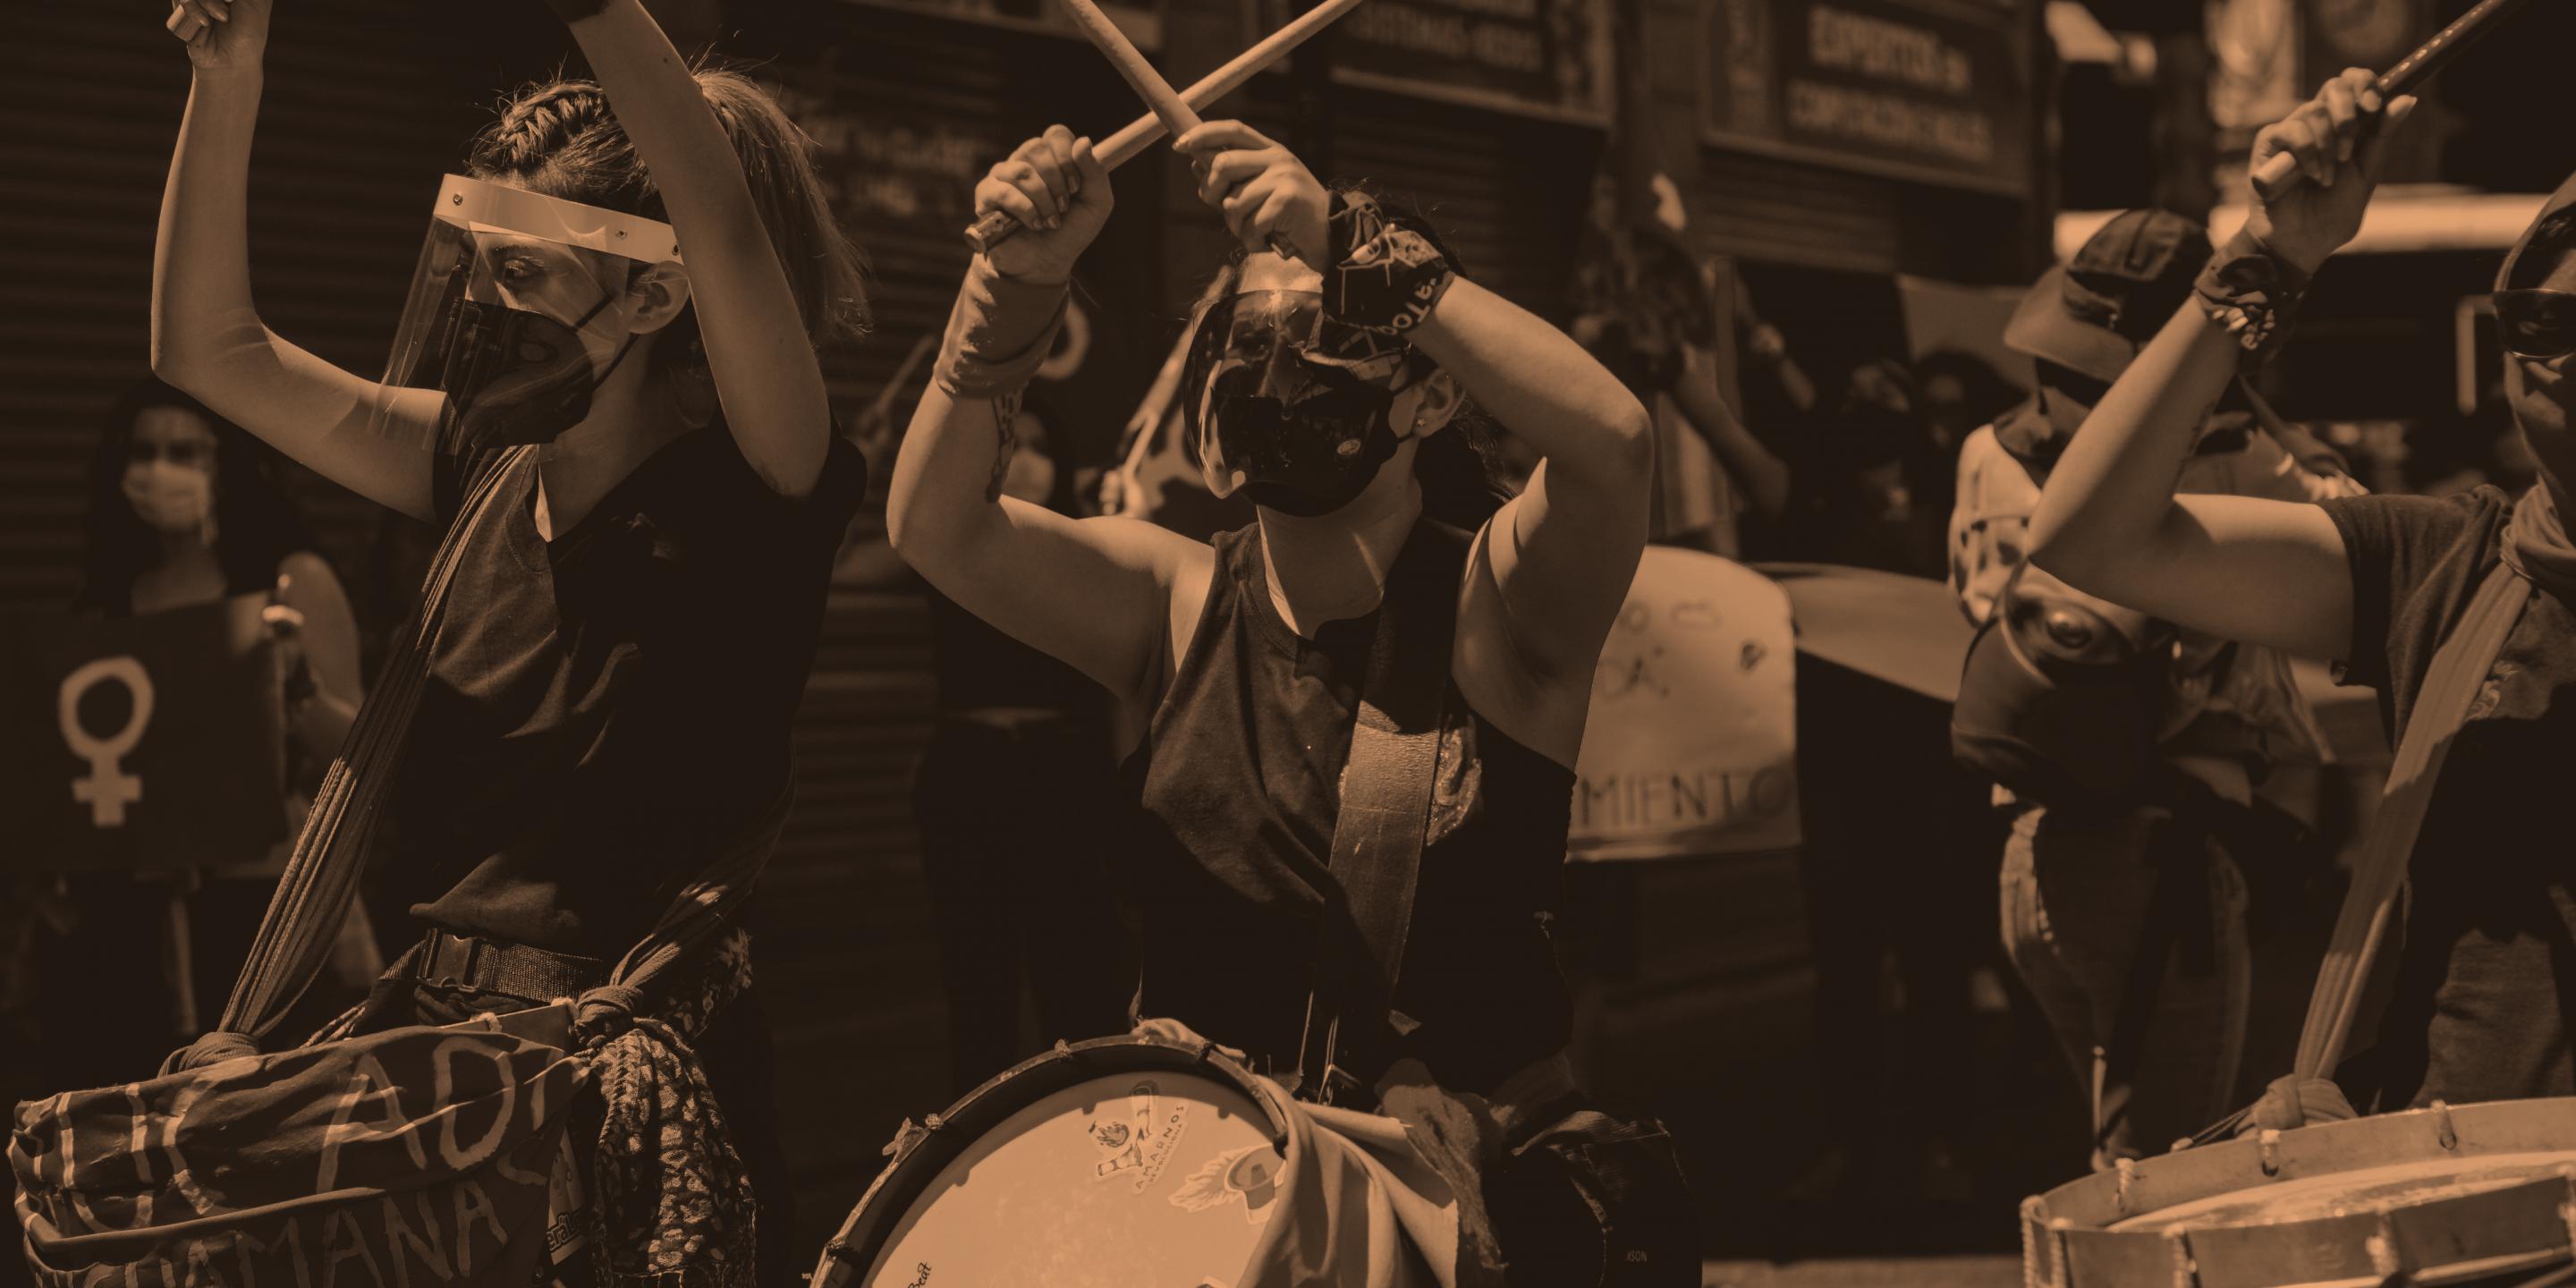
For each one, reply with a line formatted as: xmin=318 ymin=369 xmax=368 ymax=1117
xmin=11 ymin=446 xmax=786 ymax=1288
xmin=1284 ymin=523 xmax=1695 ymax=1287
xmin=2187 ymin=555 xmax=2530 ymax=1144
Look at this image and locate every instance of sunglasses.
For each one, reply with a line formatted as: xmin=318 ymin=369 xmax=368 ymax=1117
xmin=127 ymin=439 xmax=216 ymax=468
xmin=2493 ymin=289 xmax=2576 ymax=361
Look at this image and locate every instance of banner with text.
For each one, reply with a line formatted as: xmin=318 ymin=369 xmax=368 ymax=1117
xmin=1703 ymin=0 xmax=2033 ymax=196
xmin=1571 ymin=547 xmax=1800 ymax=861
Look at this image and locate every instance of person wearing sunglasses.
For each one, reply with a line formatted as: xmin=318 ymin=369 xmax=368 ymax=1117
xmin=2026 ymin=67 xmax=2576 ymax=1117
xmin=889 ymin=123 xmax=1697 ymax=1283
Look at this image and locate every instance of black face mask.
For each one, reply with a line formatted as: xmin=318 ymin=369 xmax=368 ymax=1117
xmin=1182 ymin=290 xmax=1413 ymax=517
xmin=401 ymin=259 xmax=639 ymax=455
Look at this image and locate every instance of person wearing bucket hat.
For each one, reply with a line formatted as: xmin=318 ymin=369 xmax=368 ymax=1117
xmin=2030 ymin=65 xmax=2576 ymax=1117
xmin=1949 ymin=208 xmax=2365 ymax=1167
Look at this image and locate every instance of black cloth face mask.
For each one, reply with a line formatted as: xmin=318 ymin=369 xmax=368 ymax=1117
xmin=1181 ymin=289 xmax=1417 ymax=518
xmin=399 ymin=258 xmax=641 ymax=457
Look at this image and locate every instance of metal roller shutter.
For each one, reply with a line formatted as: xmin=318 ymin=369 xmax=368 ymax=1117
xmin=1329 ymin=83 xmax=1603 ymax=318
xmin=0 ymin=1 xmax=470 ymax=611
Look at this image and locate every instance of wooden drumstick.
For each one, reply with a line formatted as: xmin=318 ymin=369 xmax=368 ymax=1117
xmin=1055 ymin=0 xmax=1202 ymax=140
xmin=2250 ymin=0 xmax=2534 ymax=199
xmin=963 ymin=0 xmax=1361 ymax=253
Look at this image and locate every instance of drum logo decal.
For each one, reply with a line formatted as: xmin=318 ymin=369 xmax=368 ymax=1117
xmin=1089 ymin=1080 xmax=1189 ymax=1192
xmin=1169 ymin=1146 xmax=1282 ymax=1225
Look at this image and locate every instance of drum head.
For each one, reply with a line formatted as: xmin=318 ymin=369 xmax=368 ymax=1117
xmin=818 ymin=1038 xmax=1292 ymax=1288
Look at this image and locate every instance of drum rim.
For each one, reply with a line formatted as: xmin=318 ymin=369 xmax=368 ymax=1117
xmin=2021 ymin=1097 xmax=2576 ymax=1288
xmin=810 ymin=1035 xmax=1294 ymax=1288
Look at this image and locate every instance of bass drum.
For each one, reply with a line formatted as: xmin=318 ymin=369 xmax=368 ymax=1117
xmin=813 ymin=1036 xmax=1297 ymax=1288
xmin=2022 ymin=1097 xmax=2576 ymax=1287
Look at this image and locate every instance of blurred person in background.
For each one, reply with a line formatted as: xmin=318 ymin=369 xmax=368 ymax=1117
xmin=1915 ymin=347 xmax=2028 ymax=456
xmin=860 ymin=385 xmax=1135 ymax=1097
xmin=1951 ymin=208 xmax=2361 ymax=1168
xmin=13 ymin=377 xmax=375 ymax=1094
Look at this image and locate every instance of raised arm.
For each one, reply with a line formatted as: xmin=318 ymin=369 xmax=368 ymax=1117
xmin=156 ymin=0 xmax=439 ymax=520
xmin=886 ymin=128 xmax=1199 ymax=704
xmin=1405 ymin=278 xmax=1654 ymax=679
xmin=1175 ymin=118 xmax=1651 ymax=682
xmin=1671 ymin=341 xmax=1792 ymax=518
xmin=555 ymin=0 xmax=834 ymax=496
xmin=2027 ymin=69 xmax=2414 ymax=663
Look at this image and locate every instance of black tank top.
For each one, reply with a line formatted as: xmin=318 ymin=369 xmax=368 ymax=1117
xmin=1120 ymin=520 xmax=1575 ymax=1095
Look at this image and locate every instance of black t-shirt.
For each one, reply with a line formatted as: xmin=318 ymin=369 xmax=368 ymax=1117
xmin=380 ymin=425 xmax=865 ymax=958
xmin=2322 ymin=485 xmax=2576 ymax=1106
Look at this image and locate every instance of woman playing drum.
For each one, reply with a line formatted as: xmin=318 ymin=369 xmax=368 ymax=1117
xmin=887 ymin=123 xmax=1697 ymax=1282
xmin=2027 ymin=67 xmax=2576 ymax=1114
xmin=150 ymin=0 xmax=867 ymax=1279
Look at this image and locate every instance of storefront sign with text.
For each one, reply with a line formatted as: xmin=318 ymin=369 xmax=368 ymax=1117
xmin=1703 ymin=0 xmax=2033 ymax=196
xmin=1262 ymin=0 xmax=1612 ymax=124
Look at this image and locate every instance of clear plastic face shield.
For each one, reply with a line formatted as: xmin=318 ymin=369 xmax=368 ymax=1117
xmin=371 ymin=175 xmax=684 ymax=460
xmin=1179 ymin=290 xmax=1420 ymax=517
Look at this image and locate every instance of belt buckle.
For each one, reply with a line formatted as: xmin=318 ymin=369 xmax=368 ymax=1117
xmin=427 ymin=931 xmax=484 ymax=988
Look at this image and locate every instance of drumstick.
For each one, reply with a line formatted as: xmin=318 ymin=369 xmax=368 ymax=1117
xmin=2250 ymin=0 xmax=2534 ymax=198
xmin=963 ymin=0 xmax=1362 ymax=252
xmin=1056 ymin=0 xmax=1202 ymax=140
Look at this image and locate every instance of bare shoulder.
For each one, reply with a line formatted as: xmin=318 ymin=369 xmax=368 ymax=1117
xmin=275 ymin=550 xmax=347 ymax=602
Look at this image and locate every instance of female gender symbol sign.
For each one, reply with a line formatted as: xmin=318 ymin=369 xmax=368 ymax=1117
xmin=58 ymin=654 xmax=154 ymax=826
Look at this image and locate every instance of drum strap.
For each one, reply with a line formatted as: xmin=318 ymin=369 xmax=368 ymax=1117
xmin=200 ymin=446 xmax=538 ymax=1049
xmin=1293 ymin=520 xmax=1467 ymax=1106
xmin=2293 ymin=558 xmax=2530 ymax=1080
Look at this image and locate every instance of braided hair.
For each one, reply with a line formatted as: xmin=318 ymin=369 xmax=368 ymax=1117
xmin=466 ymin=67 xmax=869 ymax=388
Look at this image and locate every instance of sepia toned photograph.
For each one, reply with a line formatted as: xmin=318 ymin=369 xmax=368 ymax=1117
xmin=3 ymin=1 xmax=2572 ymax=1284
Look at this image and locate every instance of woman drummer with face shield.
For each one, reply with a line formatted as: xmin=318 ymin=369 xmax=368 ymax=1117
xmin=148 ymin=0 xmax=865 ymax=1280
xmin=887 ymin=123 xmax=1697 ymax=1284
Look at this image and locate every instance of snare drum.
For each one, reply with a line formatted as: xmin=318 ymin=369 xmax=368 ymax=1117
xmin=813 ymin=1036 xmax=1299 ymax=1288
xmin=2022 ymin=1097 xmax=2576 ymax=1287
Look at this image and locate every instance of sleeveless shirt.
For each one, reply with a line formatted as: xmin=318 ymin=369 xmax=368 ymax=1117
xmin=1120 ymin=520 xmax=1575 ymax=1095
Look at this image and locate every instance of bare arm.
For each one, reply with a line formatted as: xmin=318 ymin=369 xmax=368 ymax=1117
xmin=2028 ymin=68 xmax=2415 ymax=664
xmin=559 ymin=0 xmax=835 ymax=496
xmin=886 ymin=127 xmax=1198 ymax=703
xmin=1408 ymin=280 xmax=1654 ymax=681
xmin=154 ymin=0 xmax=438 ymax=520
xmin=275 ymin=553 xmax=361 ymax=758
xmin=1174 ymin=118 xmax=1650 ymax=681
xmin=1670 ymin=342 xmax=1792 ymax=518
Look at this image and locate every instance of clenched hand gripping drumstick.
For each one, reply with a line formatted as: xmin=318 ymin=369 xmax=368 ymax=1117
xmin=2250 ymin=0 xmax=2534 ymax=198
xmin=962 ymin=0 xmax=1361 ymax=254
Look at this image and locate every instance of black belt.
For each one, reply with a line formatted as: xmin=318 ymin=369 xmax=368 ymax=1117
xmin=402 ymin=928 xmax=606 ymax=1003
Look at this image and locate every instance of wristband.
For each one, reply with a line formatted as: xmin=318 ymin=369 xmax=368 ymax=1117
xmin=935 ymin=259 xmax=1070 ymax=400
xmin=2193 ymin=230 xmax=2310 ymax=362
xmin=1324 ymin=190 xmax=1456 ymax=335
